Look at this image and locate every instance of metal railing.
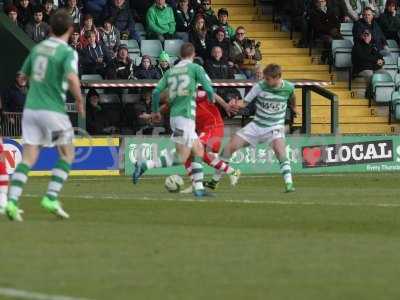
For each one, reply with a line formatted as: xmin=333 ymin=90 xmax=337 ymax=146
xmin=1 ymin=112 xmax=22 ymax=137
xmin=81 ymin=79 xmax=339 ymax=135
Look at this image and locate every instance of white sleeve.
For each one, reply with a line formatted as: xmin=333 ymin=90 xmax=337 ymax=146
xmin=244 ymin=83 xmax=261 ymax=103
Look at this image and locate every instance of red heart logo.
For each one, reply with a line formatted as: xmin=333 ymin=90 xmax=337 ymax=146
xmin=303 ymin=147 xmax=322 ymax=167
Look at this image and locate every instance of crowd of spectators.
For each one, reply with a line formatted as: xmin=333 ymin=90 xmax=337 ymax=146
xmin=2 ymin=0 xmax=266 ymax=134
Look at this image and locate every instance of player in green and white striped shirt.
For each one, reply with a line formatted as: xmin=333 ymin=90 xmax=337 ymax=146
xmin=5 ymin=10 xmax=85 ymax=221
xmin=207 ymin=64 xmax=297 ymax=192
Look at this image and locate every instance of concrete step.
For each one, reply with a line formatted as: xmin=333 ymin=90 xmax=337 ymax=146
xmin=303 ymin=123 xmax=400 ymax=135
xmin=261 ymin=47 xmax=309 ymax=55
xmin=212 ymin=0 xmax=253 ymax=5
xmin=294 ymin=115 xmax=390 ymax=124
xmin=213 ymin=5 xmax=259 ymax=15
xmin=296 ymin=106 xmax=380 ymax=117
xmin=262 ymin=54 xmax=312 ymax=65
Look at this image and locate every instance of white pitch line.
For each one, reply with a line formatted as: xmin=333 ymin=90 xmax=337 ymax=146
xmin=0 ymin=287 xmax=93 ymax=300
xmin=22 ymin=193 xmax=400 ymax=209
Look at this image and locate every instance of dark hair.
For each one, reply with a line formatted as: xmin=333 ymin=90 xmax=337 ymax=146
xmin=33 ymin=5 xmax=43 ymax=14
xmin=363 ymin=6 xmax=375 ymax=14
xmin=263 ymin=64 xmax=282 ymax=79
xmin=50 ymin=9 xmax=73 ymax=36
xmin=218 ymin=8 xmax=228 ymax=16
xmin=180 ymin=42 xmax=195 ymax=58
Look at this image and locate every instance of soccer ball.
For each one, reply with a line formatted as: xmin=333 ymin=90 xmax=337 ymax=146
xmin=165 ymin=175 xmax=184 ymax=193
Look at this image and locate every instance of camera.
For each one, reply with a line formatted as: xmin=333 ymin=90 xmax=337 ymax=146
xmin=243 ymin=39 xmax=261 ymax=50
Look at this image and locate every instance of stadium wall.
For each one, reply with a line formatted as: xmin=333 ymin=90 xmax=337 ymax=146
xmin=0 ymin=12 xmax=34 ymax=88
xmin=124 ymin=136 xmax=400 ymax=175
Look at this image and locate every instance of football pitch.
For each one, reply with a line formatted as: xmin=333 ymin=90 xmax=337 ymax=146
xmin=1 ymin=173 xmax=400 ymax=300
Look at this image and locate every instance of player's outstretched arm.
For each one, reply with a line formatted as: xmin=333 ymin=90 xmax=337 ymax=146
xmin=67 ymin=73 xmax=85 ymax=118
xmin=215 ymin=94 xmax=240 ymax=116
xmin=196 ymin=66 xmax=215 ymax=101
xmin=289 ymin=94 xmax=298 ymax=117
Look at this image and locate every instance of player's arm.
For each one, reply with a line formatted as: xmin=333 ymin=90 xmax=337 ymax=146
xmin=289 ymin=93 xmax=298 ymax=117
xmin=67 ymin=73 xmax=84 ymax=118
xmin=230 ymin=83 xmax=262 ymax=109
xmin=214 ymin=94 xmax=239 ymax=116
xmin=196 ymin=66 xmax=215 ymax=101
xmin=151 ymin=75 xmax=168 ymax=113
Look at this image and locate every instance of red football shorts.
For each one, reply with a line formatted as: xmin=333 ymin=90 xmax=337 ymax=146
xmin=199 ymin=126 xmax=224 ymax=153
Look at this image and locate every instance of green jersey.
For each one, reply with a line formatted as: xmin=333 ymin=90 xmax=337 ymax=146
xmin=21 ymin=37 xmax=79 ymax=114
xmin=244 ymin=79 xmax=294 ymax=128
xmin=152 ymin=59 xmax=214 ymax=120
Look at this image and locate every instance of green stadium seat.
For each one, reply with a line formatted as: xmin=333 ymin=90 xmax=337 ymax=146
xmin=331 ymin=39 xmax=353 ymax=69
xmin=81 ymin=74 xmax=103 ymax=81
xmin=383 ymin=56 xmax=397 ymax=80
xmin=387 ymin=39 xmax=400 ymax=61
xmin=140 ymin=40 xmax=162 ymax=58
xmin=126 ymin=39 xmax=140 ymax=53
xmin=99 ymin=94 xmax=120 ymax=104
xmin=164 ymin=39 xmax=184 ymax=57
xmin=340 ymin=23 xmax=353 ymax=41
xmin=234 ymin=73 xmax=247 ymax=80
xmin=122 ymin=94 xmax=141 ymax=104
xmin=371 ymin=73 xmax=395 ymax=105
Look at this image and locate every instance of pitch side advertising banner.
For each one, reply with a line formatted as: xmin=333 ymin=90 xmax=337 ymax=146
xmin=3 ymin=138 xmax=120 ymax=176
xmin=124 ymin=135 xmax=400 ymax=175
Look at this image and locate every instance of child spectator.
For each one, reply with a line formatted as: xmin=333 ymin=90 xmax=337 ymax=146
xmin=146 ymin=0 xmax=176 ymax=42
xmin=198 ymin=0 xmax=218 ymax=29
xmin=156 ymin=51 xmax=171 ymax=76
xmin=100 ymin=19 xmax=121 ymax=58
xmin=106 ymin=44 xmax=135 ymax=79
xmin=189 ymin=14 xmax=211 ymax=63
xmin=80 ymin=14 xmax=100 ymax=48
xmin=213 ymin=8 xmax=235 ymax=40
xmin=102 ymin=0 xmax=141 ymax=42
xmin=16 ymin=0 xmax=33 ymax=28
xmin=42 ymin=0 xmax=55 ymax=24
xmin=69 ymin=25 xmax=84 ymax=52
xmin=25 ymin=6 xmax=50 ymax=43
xmin=80 ymin=30 xmax=111 ymax=77
xmin=134 ymin=55 xmax=161 ymax=79
xmin=174 ymin=0 xmax=195 ymax=41
xmin=66 ymin=0 xmax=81 ymax=25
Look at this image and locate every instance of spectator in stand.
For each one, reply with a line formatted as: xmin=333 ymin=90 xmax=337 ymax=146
xmin=5 ymin=5 xmax=21 ymax=27
xmin=213 ymin=8 xmax=235 ymax=40
xmin=80 ymin=30 xmax=111 ymax=77
xmin=86 ymin=89 xmax=110 ymax=135
xmin=146 ymin=0 xmax=176 ymax=42
xmin=343 ymin=0 xmax=364 ymax=21
xmin=102 ymin=0 xmax=141 ymax=42
xmin=69 ymin=25 xmax=84 ymax=52
xmin=130 ymin=0 xmax=152 ymax=23
xmin=25 ymin=7 xmax=50 ymax=43
xmin=174 ymin=0 xmax=195 ymax=41
xmin=42 ymin=0 xmax=55 ymax=24
xmin=100 ymin=18 xmax=121 ymax=58
xmin=83 ymin=0 xmax=107 ymax=26
xmin=134 ymin=55 xmax=161 ymax=79
xmin=106 ymin=44 xmax=135 ymax=79
xmin=378 ymin=0 xmax=400 ymax=41
xmin=353 ymin=7 xmax=390 ymax=56
xmin=1 ymin=72 xmax=27 ymax=113
xmin=309 ymin=0 xmax=342 ymax=58
xmin=328 ymin=0 xmax=350 ymax=22
xmin=352 ymin=29 xmax=388 ymax=84
xmin=16 ymin=0 xmax=33 ymax=28
xmin=282 ymin=0 xmax=311 ymax=47
xmin=189 ymin=14 xmax=211 ymax=63
xmin=208 ymin=27 xmax=231 ymax=62
xmin=197 ymin=0 xmax=218 ymax=29
xmin=205 ymin=46 xmax=233 ymax=79
xmin=131 ymin=89 xmax=154 ymax=134
xmin=230 ymin=26 xmax=262 ymax=78
xmin=65 ymin=0 xmax=81 ymax=25
xmin=156 ymin=51 xmax=171 ymax=76
xmin=80 ymin=14 xmax=100 ymax=48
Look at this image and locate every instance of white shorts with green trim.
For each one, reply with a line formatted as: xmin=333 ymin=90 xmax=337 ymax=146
xmin=22 ymin=109 xmax=74 ymax=146
xmin=170 ymin=116 xmax=198 ymax=148
xmin=236 ymin=122 xmax=285 ymax=147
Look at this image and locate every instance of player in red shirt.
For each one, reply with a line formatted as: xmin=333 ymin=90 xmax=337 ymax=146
xmin=181 ymin=90 xmax=241 ymax=192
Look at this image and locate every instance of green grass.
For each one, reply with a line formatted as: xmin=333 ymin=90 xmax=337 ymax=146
xmin=1 ymin=174 xmax=400 ymax=300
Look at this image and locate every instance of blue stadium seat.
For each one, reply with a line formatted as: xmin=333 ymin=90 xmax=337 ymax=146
xmin=164 ymin=39 xmax=184 ymax=57
xmin=140 ymin=40 xmax=163 ymax=58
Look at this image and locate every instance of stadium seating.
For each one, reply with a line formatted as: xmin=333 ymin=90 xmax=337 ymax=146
xmin=126 ymin=39 xmax=140 ymax=54
xmin=81 ymin=74 xmax=103 ymax=81
xmin=164 ymin=39 xmax=184 ymax=57
xmin=140 ymin=40 xmax=163 ymax=58
xmin=383 ymin=56 xmax=397 ymax=80
xmin=121 ymin=94 xmax=141 ymax=103
xmin=387 ymin=39 xmax=400 ymax=61
xmin=340 ymin=23 xmax=353 ymax=41
xmin=371 ymin=73 xmax=395 ymax=105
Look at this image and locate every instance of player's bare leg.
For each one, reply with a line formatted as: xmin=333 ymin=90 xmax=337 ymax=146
xmin=6 ymin=144 xmax=40 ymax=221
xmin=40 ymin=144 xmax=75 ymax=219
xmin=271 ymin=138 xmax=294 ymax=192
xmin=206 ymin=134 xmax=248 ymax=189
